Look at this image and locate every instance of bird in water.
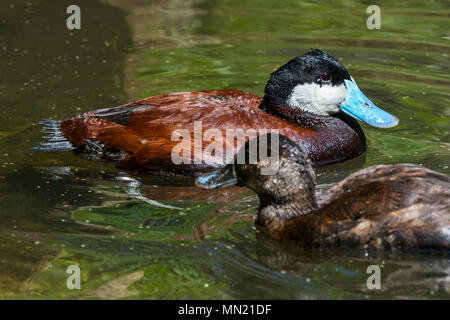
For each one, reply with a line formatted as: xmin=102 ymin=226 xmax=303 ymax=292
xmin=196 ymin=133 xmax=450 ymax=252
xmin=32 ymin=50 xmax=398 ymax=175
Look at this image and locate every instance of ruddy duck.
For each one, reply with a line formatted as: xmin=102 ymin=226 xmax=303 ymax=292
xmin=32 ymin=50 xmax=398 ymax=175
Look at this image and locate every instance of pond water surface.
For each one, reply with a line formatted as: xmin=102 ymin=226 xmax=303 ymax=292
xmin=0 ymin=0 xmax=449 ymax=299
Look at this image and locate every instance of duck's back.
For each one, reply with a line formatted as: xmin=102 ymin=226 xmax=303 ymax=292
xmin=303 ymin=164 xmax=450 ymax=251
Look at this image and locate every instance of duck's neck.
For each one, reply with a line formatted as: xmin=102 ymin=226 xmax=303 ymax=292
xmin=259 ymin=100 xmax=366 ymax=146
xmin=259 ymin=100 xmax=327 ymax=128
xmin=255 ymin=191 xmax=317 ymax=241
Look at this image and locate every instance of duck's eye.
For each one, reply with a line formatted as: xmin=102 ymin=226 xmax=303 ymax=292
xmin=320 ymin=73 xmax=332 ymax=82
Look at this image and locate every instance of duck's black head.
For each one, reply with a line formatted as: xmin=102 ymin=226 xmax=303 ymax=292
xmin=196 ymin=133 xmax=316 ymax=206
xmin=261 ymin=49 xmax=399 ymax=128
xmin=262 ymin=49 xmax=350 ymax=116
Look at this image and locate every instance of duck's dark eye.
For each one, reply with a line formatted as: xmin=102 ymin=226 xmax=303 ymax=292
xmin=320 ymin=73 xmax=332 ymax=82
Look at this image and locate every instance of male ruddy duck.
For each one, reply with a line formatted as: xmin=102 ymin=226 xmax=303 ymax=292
xmin=196 ymin=134 xmax=450 ymax=251
xmin=32 ymin=50 xmax=398 ymax=175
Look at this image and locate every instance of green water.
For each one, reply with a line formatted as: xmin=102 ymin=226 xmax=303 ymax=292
xmin=0 ymin=0 xmax=449 ymax=299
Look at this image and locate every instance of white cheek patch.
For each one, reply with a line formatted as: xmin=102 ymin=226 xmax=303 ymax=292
xmin=287 ymin=83 xmax=346 ymax=116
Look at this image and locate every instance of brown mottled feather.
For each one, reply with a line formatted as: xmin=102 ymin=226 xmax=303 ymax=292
xmin=283 ymin=164 xmax=450 ymax=251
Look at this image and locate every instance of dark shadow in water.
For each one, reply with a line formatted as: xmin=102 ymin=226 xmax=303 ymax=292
xmin=0 ymin=0 xmax=133 ymax=296
xmin=0 ymin=0 xmax=132 ymax=155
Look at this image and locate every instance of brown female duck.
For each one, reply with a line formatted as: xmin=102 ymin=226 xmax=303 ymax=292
xmin=196 ymin=134 xmax=450 ymax=251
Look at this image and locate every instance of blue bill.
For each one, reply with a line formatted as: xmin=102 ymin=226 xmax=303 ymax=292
xmin=340 ymin=78 xmax=399 ymax=128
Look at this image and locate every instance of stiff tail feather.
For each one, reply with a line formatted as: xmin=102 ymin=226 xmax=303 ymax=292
xmin=30 ymin=119 xmax=76 ymax=152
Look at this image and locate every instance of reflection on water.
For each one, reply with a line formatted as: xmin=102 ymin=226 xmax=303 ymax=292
xmin=0 ymin=0 xmax=449 ymax=299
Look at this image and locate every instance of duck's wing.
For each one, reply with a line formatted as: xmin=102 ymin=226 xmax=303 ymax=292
xmin=57 ymin=90 xmax=263 ymax=173
xmin=317 ymin=163 xmax=449 ymax=219
xmin=298 ymin=164 xmax=450 ymax=250
xmin=60 ymin=90 xmax=262 ymax=146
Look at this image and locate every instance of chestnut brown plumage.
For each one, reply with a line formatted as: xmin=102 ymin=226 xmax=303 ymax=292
xmin=33 ymin=90 xmax=364 ymax=175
